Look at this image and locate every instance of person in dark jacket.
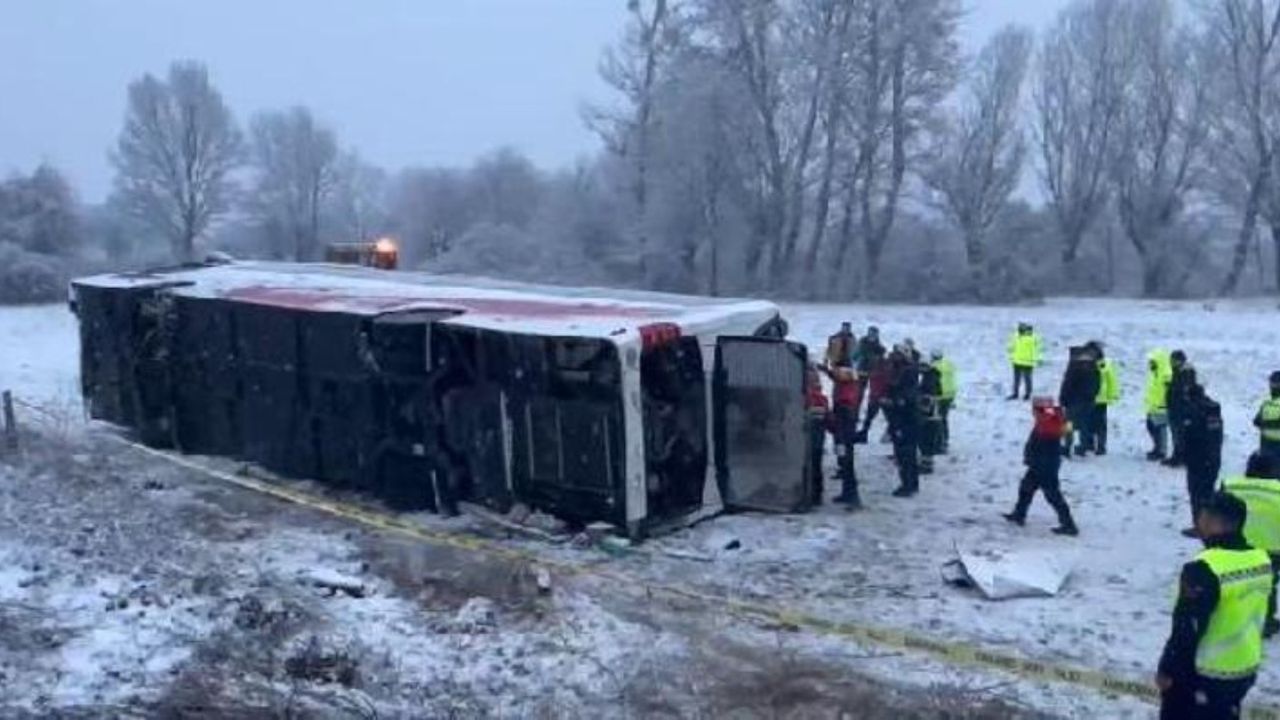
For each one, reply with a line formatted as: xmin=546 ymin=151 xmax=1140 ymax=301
xmin=1157 ymin=493 xmax=1272 ymax=720
xmin=1179 ymin=377 xmax=1222 ymax=538
xmin=854 ymin=325 xmax=886 ymax=375
xmin=884 ymin=347 xmax=920 ymax=497
xmin=1165 ymin=350 xmax=1194 ymax=467
xmin=1058 ymin=345 xmax=1101 ymax=457
xmin=918 ymin=358 xmax=944 ymax=475
xmin=1004 ymin=397 xmax=1079 ymax=536
xmin=821 ymin=363 xmax=863 ymax=509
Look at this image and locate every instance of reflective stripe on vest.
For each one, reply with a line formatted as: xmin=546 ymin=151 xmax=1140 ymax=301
xmin=1261 ymin=398 xmax=1280 ymax=441
xmin=1223 ymin=477 xmax=1280 ymax=552
xmin=1194 ymin=547 xmax=1272 ymax=680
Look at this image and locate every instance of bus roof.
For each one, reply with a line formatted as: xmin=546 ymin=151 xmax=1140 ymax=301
xmin=73 ymin=261 xmax=780 ymax=341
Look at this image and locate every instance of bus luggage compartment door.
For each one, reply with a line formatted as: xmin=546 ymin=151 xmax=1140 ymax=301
xmin=713 ymin=336 xmax=811 ymax=513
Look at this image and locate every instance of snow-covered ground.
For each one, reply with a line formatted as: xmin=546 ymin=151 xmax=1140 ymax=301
xmin=2 ymin=297 xmax=1278 ymax=717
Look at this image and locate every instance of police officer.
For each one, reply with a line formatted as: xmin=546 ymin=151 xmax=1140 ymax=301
xmin=1222 ymin=453 xmax=1280 ymax=639
xmin=1179 ymin=378 xmax=1223 ymax=539
xmin=885 ymin=347 xmax=920 ymax=498
xmin=1089 ymin=340 xmax=1120 ymax=455
xmin=1006 ymin=322 xmax=1042 ymax=401
xmin=1157 ymin=492 xmax=1272 ymax=720
xmin=1165 ymin=350 xmax=1194 ymax=467
xmin=1254 ymin=371 xmax=1280 ymax=461
xmin=932 ymin=350 xmax=957 ymax=454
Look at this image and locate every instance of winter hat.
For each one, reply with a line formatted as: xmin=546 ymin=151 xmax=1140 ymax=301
xmin=1269 ymin=370 xmax=1280 ymax=385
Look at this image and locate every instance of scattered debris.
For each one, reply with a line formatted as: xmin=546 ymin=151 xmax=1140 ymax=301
xmin=942 ymin=546 xmax=1075 ymax=600
xmin=534 ymin=566 xmax=552 ymax=594
xmin=659 ymin=548 xmax=715 ymax=563
xmin=303 ymin=570 xmax=368 ymax=599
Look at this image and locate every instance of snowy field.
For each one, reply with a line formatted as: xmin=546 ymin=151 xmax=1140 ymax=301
xmin=2 ymin=297 xmax=1278 ymax=717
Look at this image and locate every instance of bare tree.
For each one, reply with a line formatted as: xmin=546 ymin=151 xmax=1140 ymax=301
xmin=1035 ymin=0 xmax=1130 ymax=267
xmin=922 ymin=24 xmax=1032 ymax=289
xmin=1199 ymin=0 xmax=1280 ymax=293
xmin=588 ymin=0 xmax=681 ymax=286
xmin=1109 ymin=0 xmax=1207 ymax=296
xmin=111 ymin=61 xmax=241 ymax=262
xmin=833 ymin=0 xmax=962 ymax=295
xmin=248 ymin=107 xmax=339 ymax=261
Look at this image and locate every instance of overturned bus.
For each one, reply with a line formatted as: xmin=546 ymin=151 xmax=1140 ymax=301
xmin=71 ymin=260 xmax=813 ymax=537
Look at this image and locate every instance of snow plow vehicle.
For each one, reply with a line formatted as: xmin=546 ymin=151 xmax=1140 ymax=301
xmin=70 ymin=260 xmax=812 ymax=537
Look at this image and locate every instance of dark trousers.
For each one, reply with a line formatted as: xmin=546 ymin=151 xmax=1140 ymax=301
xmin=1185 ymin=461 xmax=1220 ymax=526
xmin=1065 ymin=403 xmax=1092 ymax=454
xmin=860 ymin=400 xmax=882 ymax=435
xmin=1148 ymin=414 xmax=1170 ymax=457
xmin=1262 ymin=438 xmax=1280 ymax=461
xmin=1270 ymin=552 xmax=1279 ymax=626
xmin=808 ymin=418 xmax=826 ymax=506
xmin=1160 ymin=674 xmax=1254 ymax=720
xmin=891 ymin=425 xmax=919 ymax=493
xmin=1012 ymin=366 xmax=1033 ymax=398
xmin=1090 ymin=404 xmax=1108 ymax=453
xmin=1169 ymin=412 xmax=1186 ymax=463
xmin=832 ymin=406 xmax=860 ymax=503
xmin=1010 ymin=469 xmax=1075 ymax=528
xmin=939 ymin=399 xmax=953 ymax=452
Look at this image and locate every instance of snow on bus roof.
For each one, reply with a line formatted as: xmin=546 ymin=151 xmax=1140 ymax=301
xmin=73 ymin=261 xmax=780 ymax=340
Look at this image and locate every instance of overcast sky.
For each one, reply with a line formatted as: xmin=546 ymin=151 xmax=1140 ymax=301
xmin=0 ymin=0 xmax=1065 ymax=203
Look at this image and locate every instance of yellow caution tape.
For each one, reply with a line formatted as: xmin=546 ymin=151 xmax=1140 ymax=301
xmin=111 ymin=435 xmax=1280 ymax=719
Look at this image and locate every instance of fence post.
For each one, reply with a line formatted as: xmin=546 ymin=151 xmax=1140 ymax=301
xmin=2 ymin=390 xmax=17 ymax=453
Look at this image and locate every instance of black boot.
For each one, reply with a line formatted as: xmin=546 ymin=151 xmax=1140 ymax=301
xmin=1003 ymin=512 xmax=1026 ymax=526
xmin=1052 ymin=524 xmax=1079 ymax=536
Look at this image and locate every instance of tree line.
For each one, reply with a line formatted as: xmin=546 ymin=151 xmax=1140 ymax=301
xmin=4 ymin=0 xmax=1280 ymax=304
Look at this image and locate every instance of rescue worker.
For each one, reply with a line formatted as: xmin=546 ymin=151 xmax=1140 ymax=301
xmin=806 ymin=365 xmax=830 ymax=507
xmin=884 ymin=347 xmax=920 ymax=497
xmin=826 ymin=322 xmax=856 ymax=369
xmin=1003 ymin=397 xmax=1079 ymax=536
xmin=1006 ymin=322 xmax=1042 ymax=401
xmin=1146 ymin=349 xmax=1174 ymax=462
xmin=918 ymin=356 xmax=944 ymax=475
xmin=1157 ymin=492 xmax=1272 ymax=720
xmin=1221 ymin=453 xmax=1280 ymax=639
xmin=1058 ymin=344 xmax=1101 ymax=457
xmin=933 ymin=350 xmax=958 ymax=454
xmin=857 ymin=354 xmax=891 ymax=442
xmin=1254 ymin=371 xmax=1280 ymax=461
xmin=1089 ymin=340 xmax=1120 ymax=455
xmin=821 ymin=362 xmax=863 ymax=509
xmin=1179 ymin=377 xmax=1223 ymax=539
xmin=1165 ymin=350 xmax=1194 ymax=468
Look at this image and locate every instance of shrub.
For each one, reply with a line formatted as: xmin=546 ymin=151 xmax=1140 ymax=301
xmin=0 ymin=242 xmax=69 ymax=304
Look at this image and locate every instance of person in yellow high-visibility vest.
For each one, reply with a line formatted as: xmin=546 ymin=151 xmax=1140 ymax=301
xmin=1254 ymin=371 xmax=1280 ymax=460
xmin=932 ymin=350 xmax=957 ymax=454
xmin=1146 ymin=349 xmax=1174 ymax=462
xmin=1157 ymin=492 xmax=1273 ymax=719
xmin=1006 ymin=323 xmax=1042 ymax=401
xmin=1222 ymin=452 xmax=1280 ymax=639
xmin=1088 ymin=340 xmax=1120 ymax=455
